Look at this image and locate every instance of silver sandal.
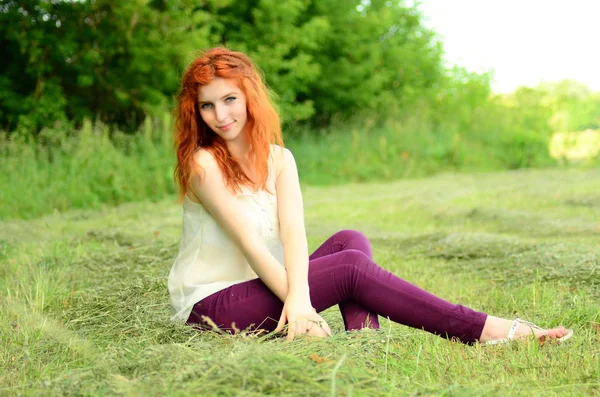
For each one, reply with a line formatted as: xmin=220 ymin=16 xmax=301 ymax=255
xmin=483 ymin=317 xmax=574 ymax=346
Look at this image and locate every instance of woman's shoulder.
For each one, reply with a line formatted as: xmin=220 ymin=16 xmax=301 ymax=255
xmin=193 ymin=147 xmax=218 ymax=169
xmin=186 ymin=148 xmax=227 ymax=203
xmin=269 ymin=143 xmax=285 ymax=159
xmin=191 ymin=147 xmax=225 ymax=185
xmin=270 ymin=144 xmax=294 ymax=177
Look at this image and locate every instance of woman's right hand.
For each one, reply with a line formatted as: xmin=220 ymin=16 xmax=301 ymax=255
xmin=275 ymin=297 xmax=332 ymax=340
xmin=304 ymin=313 xmax=332 ymax=338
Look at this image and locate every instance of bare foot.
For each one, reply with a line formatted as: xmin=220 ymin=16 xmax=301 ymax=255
xmin=479 ymin=315 xmax=572 ymax=344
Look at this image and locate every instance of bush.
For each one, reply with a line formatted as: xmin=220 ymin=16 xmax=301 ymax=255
xmin=0 ymin=115 xmax=175 ymax=220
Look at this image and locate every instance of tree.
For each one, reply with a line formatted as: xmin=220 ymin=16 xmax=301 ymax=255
xmin=0 ymin=0 xmax=449 ymax=132
xmin=0 ymin=0 xmax=212 ymax=132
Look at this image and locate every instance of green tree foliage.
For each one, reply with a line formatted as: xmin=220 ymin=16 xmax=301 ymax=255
xmin=207 ymin=0 xmax=328 ymax=123
xmin=1 ymin=0 xmax=448 ymax=132
xmin=0 ymin=0 xmax=211 ymax=132
xmin=3 ymin=0 xmax=596 ymax=138
xmin=306 ymin=0 xmax=445 ymax=124
xmin=202 ymin=0 xmax=447 ymax=124
xmin=432 ymin=66 xmax=492 ymax=134
xmin=540 ymin=80 xmax=600 ymax=131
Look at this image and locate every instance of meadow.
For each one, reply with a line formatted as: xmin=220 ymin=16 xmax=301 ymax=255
xmin=1 ymin=168 xmax=599 ymax=396
xmin=3 ymin=3 xmax=599 ymax=394
xmin=0 ymin=114 xmax=571 ymax=221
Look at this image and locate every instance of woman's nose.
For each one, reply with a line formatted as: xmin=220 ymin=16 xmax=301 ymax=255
xmin=214 ymin=104 xmax=227 ymax=122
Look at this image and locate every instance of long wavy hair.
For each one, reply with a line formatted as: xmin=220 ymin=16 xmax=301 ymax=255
xmin=174 ymin=47 xmax=283 ymax=200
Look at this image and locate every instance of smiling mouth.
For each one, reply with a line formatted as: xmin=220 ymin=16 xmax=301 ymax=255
xmin=217 ymin=122 xmax=235 ymax=130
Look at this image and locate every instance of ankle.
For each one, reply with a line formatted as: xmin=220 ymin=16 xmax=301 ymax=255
xmin=478 ymin=315 xmax=510 ymax=342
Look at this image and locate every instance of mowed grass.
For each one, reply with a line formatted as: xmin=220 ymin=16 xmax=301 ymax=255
xmin=1 ymin=168 xmax=599 ymax=396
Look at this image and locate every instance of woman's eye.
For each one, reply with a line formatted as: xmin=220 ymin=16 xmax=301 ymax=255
xmin=200 ymin=103 xmax=212 ymax=110
xmin=225 ymin=96 xmax=236 ymax=103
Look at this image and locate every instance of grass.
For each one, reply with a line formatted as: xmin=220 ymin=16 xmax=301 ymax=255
xmin=1 ymin=168 xmax=600 ymax=396
xmin=5 ymin=115 xmax=594 ymax=221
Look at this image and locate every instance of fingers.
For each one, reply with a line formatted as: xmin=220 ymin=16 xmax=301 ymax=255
xmin=288 ymin=317 xmax=309 ymax=341
xmin=303 ymin=317 xmax=333 ymax=338
xmin=310 ymin=315 xmax=332 ymax=337
xmin=286 ymin=318 xmax=297 ymax=341
xmin=295 ymin=318 xmax=307 ymax=338
xmin=320 ymin=321 xmax=333 ymax=337
xmin=306 ymin=322 xmax=328 ymax=337
xmin=286 ymin=326 xmax=295 ymax=341
xmin=274 ymin=310 xmax=287 ymax=334
xmin=313 ymin=320 xmax=332 ymax=337
xmin=279 ymin=312 xmax=334 ymax=341
xmin=275 ymin=312 xmax=311 ymax=341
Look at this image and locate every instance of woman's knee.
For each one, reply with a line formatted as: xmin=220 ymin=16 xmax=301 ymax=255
xmin=309 ymin=248 xmax=377 ymax=278
xmin=336 ymin=230 xmax=372 ymax=256
xmin=335 ymin=229 xmax=369 ymax=242
xmin=337 ymin=249 xmax=373 ymax=270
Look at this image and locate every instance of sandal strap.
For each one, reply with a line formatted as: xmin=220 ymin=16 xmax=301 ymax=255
xmin=506 ymin=318 xmax=521 ymax=340
xmin=482 ymin=318 xmax=545 ymax=346
xmin=508 ymin=318 xmax=544 ymax=339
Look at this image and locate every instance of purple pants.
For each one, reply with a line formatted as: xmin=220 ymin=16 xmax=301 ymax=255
xmin=187 ymin=230 xmax=488 ymax=344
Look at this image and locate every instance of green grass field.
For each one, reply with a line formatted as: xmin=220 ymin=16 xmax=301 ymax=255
xmin=1 ymin=168 xmax=599 ymax=396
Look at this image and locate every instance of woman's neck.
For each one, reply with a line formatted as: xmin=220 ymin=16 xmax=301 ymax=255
xmin=226 ymin=131 xmax=253 ymax=167
xmin=224 ymin=129 xmax=262 ymax=187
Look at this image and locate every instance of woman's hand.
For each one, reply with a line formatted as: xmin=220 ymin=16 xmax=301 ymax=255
xmin=275 ymin=295 xmax=332 ymax=341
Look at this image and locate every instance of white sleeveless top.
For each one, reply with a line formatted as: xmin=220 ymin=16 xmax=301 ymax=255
xmin=168 ymin=149 xmax=284 ymax=322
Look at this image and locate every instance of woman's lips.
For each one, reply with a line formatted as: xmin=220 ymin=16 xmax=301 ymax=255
xmin=218 ymin=122 xmax=234 ymax=131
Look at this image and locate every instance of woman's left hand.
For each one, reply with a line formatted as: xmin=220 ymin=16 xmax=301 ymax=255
xmin=275 ymin=295 xmax=332 ymax=341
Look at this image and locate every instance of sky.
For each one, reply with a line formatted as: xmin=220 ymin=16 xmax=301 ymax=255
xmin=415 ymin=0 xmax=600 ymax=93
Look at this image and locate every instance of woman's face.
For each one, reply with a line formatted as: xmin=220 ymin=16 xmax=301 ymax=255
xmin=197 ymin=77 xmax=248 ymax=142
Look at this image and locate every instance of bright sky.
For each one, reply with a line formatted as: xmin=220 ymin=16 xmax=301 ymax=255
xmin=416 ymin=0 xmax=600 ymax=93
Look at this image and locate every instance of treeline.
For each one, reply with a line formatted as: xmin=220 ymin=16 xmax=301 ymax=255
xmin=1 ymin=0 xmax=599 ymax=220
xmin=2 ymin=1 xmax=598 ymax=135
xmin=1 ymin=0 xmax=448 ymax=132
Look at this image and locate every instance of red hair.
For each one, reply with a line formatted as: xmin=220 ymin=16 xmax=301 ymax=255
xmin=174 ymin=47 xmax=283 ymax=200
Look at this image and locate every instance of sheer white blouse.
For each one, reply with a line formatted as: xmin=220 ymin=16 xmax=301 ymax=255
xmin=168 ymin=150 xmax=284 ymax=322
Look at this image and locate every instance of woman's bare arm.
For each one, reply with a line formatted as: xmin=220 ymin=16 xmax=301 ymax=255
xmin=188 ymin=149 xmax=289 ymax=301
xmin=274 ymin=147 xmax=332 ymax=339
xmin=275 ymin=147 xmax=310 ymax=301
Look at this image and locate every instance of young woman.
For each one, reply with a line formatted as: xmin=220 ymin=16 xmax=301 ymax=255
xmin=168 ymin=47 xmax=573 ymax=344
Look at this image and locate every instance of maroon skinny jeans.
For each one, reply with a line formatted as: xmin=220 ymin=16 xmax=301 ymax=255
xmin=187 ymin=230 xmax=487 ymax=344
